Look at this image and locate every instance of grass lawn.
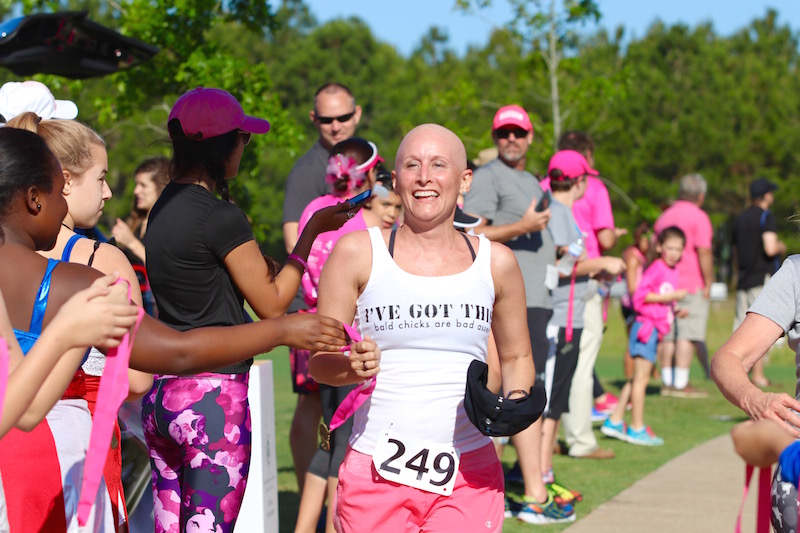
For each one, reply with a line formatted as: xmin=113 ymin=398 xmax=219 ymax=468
xmin=259 ymin=297 xmax=796 ymax=532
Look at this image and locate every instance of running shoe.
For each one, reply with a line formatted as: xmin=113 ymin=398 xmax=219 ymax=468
xmin=547 ymin=481 xmax=583 ymax=504
xmin=516 ymin=494 xmax=576 ymax=524
xmin=591 ymin=406 xmax=609 ymax=422
xmin=600 ymin=418 xmax=628 ymax=442
xmin=504 ymin=496 xmax=521 ymax=518
xmin=594 ymin=392 xmax=619 ymax=414
xmin=626 ymin=425 xmax=664 ymax=446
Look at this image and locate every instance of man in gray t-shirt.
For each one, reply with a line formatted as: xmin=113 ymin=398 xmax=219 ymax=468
xmin=464 ymin=105 xmax=573 ymax=519
xmin=281 ymin=82 xmax=362 ymax=253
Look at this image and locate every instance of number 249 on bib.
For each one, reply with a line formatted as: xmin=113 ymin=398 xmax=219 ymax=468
xmin=372 ymin=429 xmax=460 ymax=496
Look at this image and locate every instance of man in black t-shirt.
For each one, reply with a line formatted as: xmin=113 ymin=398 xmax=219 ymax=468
xmin=731 ymin=177 xmax=786 ymax=386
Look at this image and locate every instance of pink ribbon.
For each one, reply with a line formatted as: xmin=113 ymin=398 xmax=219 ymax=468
xmin=330 ymin=323 xmax=376 ymax=431
xmin=0 ymin=338 xmax=8 ymax=427
xmin=735 ymin=464 xmax=772 ymax=533
xmin=77 ymin=280 xmax=144 ymax=526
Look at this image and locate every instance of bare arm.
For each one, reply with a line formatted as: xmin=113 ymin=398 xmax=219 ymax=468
xmin=474 ymin=206 xmax=551 ymax=244
xmin=110 ymin=219 xmax=146 ymax=264
xmin=575 ymin=256 xmax=626 ymax=278
xmin=489 ymin=243 xmax=535 ymax=396
xmin=308 ymin=232 xmax=379 ymax=386
xmin=282 ymin=221 xmax=299 ymax=255
xmin=7 ymin=276 xmax=139 ymax=432
xmin=711 ymin=313 xmax=800 ymax=436
xmin=697 ymin=247 xmax=714 ymax=298
xmin=596 ymin=227 xmax=617 ymax=252
xmin=763 ymin=231 xmax=786 ymax=259
xmin=80 ymin=241 xmax=153 ymax=399
xmin=644 ymin=289 xmax=687 ymax=304
xmin=228 ymin=203 xmax=357 ymax=319
xmin=623 ymin=248 xmax=641 ymax=296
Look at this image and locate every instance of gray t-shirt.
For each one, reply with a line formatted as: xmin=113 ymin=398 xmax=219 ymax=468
xmin=748 ymin=255 xmax=800 ymax=398
xmin=464 ymin=158 xmax=554 ymax=309
xmin=282 ymin=140 xmax=330 ymax=224
xmin=548 ymin=198 xmax=588 ymax=329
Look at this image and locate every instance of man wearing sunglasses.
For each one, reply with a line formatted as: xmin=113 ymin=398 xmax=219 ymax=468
xmin=464 ymin=106 xmax=579 ymax=524
xmin=280 ymin=82 xmax=362 ymax=510
xmin=282 ymin=82 xmax=362 ymax=254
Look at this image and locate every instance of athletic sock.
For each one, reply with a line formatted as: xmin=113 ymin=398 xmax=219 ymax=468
xmin=661 ymin=367 xmax=673 ymax=387
xmin=673 ymin=367 xmax=690 ymax=390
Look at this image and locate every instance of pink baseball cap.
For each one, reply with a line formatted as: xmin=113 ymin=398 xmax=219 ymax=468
xmin=492 ymin=105 xmax=533 ymax=131
xmin=168 ymin=87 xmax=270 ymax=140
xmin=547 ymin=150 xmax=598 ymax=180
xmin=0 ymin=80 xmax=78 ymax=122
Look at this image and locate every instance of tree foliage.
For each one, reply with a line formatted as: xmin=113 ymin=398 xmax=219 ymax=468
xmin=3 ymin=1 xmax=799 ymax=277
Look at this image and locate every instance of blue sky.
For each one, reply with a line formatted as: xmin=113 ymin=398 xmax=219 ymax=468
xmin=303 ymin=1 xmax=800 ymax=57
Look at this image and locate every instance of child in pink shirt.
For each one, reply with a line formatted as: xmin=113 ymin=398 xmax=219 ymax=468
xmin=601 ymin=226 xmax=687 ymax=446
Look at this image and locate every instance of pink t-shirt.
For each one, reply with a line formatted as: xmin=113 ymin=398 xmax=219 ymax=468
xmin=654 ymin=200 xmax=712 ymax=293
xmin=298 ymin=195 xmax=367 ymax=307
xmin=540 ymin=176 xmax=614 ymax=258
xmin=633 ymin=258 xmax=678 ymax=342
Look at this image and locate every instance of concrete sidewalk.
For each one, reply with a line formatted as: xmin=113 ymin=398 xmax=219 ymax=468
xmin=564 ymin=433 xmax=761 ymax=533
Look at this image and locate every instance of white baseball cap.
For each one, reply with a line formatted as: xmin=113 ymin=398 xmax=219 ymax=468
xmin=0 ymin=80 xmax=79 ymax=122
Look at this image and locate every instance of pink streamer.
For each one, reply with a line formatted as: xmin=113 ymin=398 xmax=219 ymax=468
xmin=330 ymin=323 xmax=376 ymax=431
xmin=77 ymin=280 xmax=144 ymax=526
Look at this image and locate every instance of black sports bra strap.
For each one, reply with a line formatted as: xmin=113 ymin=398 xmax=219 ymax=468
xmin=389 ymin=227 xmax=476 ymax=262
xmin=87 ymin=240 xmax=101 ymax=267
xmin=461 ymin=232 xmax=476 ymax=262
xmin=388 ymin=228 xmax=397 ymax=258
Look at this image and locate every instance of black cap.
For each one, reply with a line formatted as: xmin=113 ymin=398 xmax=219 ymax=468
xmin=463 ymin=359 xmax=546 ymax=437
xmin=750 ymin=178 xmax=777 ymax=199
xmin=454 ymin=206 xmax=483 ymax=229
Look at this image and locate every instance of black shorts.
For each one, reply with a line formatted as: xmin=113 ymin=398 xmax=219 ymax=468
xmin=546 ymin=327 xmax=582 ymax=420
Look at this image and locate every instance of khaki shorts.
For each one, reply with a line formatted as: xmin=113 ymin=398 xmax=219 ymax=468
xmin=734 ymin=285 xmax=764 ymax=331
xmin=674 ymin=291 xmax=710 ymax=342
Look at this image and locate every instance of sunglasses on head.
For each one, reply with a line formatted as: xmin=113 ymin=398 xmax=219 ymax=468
xmin=495 ymin=127 xmax=530 ymax=140
xmin=315 ymin=111 xmax=356 ymax=125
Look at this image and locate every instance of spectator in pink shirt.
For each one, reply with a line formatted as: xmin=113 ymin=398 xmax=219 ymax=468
xmin=654 ymin=173 xmax=714 ymax=398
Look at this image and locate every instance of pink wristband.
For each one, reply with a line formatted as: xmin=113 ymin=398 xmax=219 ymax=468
xmin=287 ymin=253 xmax=308 ymax=272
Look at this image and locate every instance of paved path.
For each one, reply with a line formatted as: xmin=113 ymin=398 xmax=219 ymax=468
xmin=563 ymin=433 xmax=761 ymax=533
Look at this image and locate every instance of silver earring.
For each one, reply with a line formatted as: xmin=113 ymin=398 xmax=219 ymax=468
xmin=36 ymin=203 xmax=41 ymax=211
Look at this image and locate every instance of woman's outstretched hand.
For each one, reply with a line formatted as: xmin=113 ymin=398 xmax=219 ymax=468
xmin=304 ymin=202 xmax=364 ymax=237
xmin=279 ymin=313 xmax=347 ymax=352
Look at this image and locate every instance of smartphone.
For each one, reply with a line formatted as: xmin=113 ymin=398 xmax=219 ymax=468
xmin=535 ymin=190 xmax=552 ymax=212
xmin=346 ymin=189 xmax=372 ymax=210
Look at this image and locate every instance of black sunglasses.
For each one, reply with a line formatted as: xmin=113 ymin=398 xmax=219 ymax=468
xmin=315 ymin=111 xmax=356 ymax=125
xmin=495 ymin=127 xmax=530 ymax=140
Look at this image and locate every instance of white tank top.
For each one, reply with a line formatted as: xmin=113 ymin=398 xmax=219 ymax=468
xmin=350 ymin=227 xmax=495 ymax=455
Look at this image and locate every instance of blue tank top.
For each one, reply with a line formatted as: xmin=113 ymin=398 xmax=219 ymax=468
xmin=13 ymin=259 xmax=59 ymax=355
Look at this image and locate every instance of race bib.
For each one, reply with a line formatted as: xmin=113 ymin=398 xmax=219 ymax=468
xmin=372 ymin=427 xmax=460 ymax=496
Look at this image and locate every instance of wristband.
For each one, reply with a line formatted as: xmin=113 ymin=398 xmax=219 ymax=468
xmin=505 ymin=389 xmax=530 ymax=400
xmin=287 ymin=253 xmax=308 ymax=273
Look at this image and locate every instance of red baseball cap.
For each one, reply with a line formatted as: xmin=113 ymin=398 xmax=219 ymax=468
xmin=547 ymin=150 xmax=598 ymax=180
xmin=168 ymin=87 xmax=270 ymax=140
xmin=492 ymin=105 xmax=533 ymax=132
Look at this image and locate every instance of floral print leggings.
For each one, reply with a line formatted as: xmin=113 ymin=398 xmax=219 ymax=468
xmin=142 ymin=373 xmax=251 ymax=533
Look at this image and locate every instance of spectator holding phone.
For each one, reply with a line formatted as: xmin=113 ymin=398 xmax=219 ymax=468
xmin=294 ymin=137 xmax=382 ymax=533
